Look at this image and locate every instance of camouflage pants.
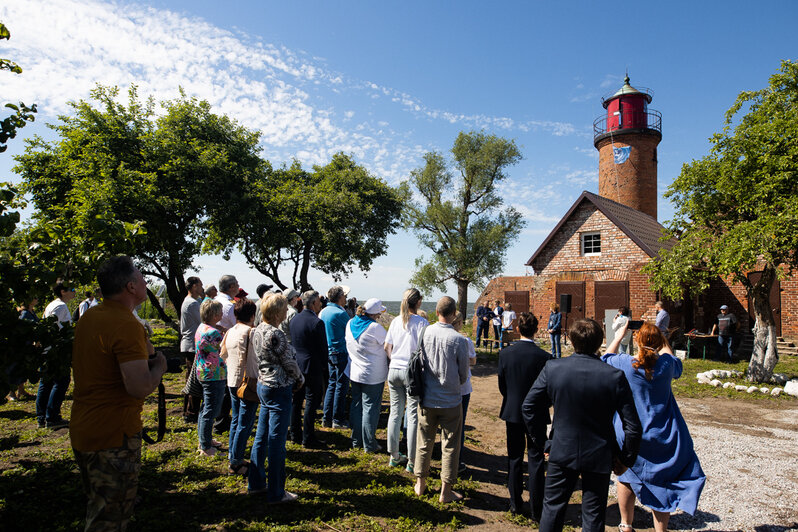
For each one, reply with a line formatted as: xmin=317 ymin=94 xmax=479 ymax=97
xmin=73 ymin=432 xmax=142 ymax=532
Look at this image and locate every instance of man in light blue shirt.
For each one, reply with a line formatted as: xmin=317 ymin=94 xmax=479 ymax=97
xmin=414 ymin=296 xmax=470 ymax=504
xmin=654 ymin=300 xmax=670 ymax=336
xmin=320 ymin=285 xmax=351 ymax=428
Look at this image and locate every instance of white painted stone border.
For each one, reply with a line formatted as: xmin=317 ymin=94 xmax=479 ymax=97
xmin=695 ymin=369 xmax=797 ymax=397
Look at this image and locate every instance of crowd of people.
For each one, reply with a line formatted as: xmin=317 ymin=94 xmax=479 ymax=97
xmin=10 ymin=255 xmax=716 ymax=531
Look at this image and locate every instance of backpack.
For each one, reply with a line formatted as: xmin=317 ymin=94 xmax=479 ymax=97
xmin=404 ymin=325 xmax=428 ymax=399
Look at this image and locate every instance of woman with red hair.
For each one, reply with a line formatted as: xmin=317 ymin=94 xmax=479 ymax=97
xmin=603 ymin=322 xmax=705 ymax=532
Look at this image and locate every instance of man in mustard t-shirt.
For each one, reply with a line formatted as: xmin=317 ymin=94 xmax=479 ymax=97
xmin=71 ymin=256 xmax=166 ymax=531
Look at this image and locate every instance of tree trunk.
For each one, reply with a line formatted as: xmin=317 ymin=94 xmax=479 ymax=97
xmin=298 ymin=242 xmax=313 ymax=292
xmin=456 ymin=279 xmax=469 ymax=324
xmin=747 ymin=269 xmax=779 ymax=383
xmin=145 ymin=287 xmax=176 ymax=328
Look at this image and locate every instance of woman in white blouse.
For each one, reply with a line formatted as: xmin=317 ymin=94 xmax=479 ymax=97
xmin=345 ymin=298 xmax=389 ymax=453
xmin=384 ymin=288 xmax=428 ymax=472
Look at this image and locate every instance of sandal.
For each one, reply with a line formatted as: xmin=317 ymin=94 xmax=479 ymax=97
xmin=619 ymin=524 xmax=635 ymax=532
xmin=228 ymin=462 xmax=249 ymax=476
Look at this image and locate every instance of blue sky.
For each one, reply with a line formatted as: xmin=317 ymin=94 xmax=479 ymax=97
xmin=2 ymin=0 xmax=796 ymax=300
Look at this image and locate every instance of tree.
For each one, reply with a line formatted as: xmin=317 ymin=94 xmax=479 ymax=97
xmin=213 ymin=153 xmax=406 ymax=291
xmin=404 ymin=130 xmax=524 ymax=319
xmin=14 ymin=86 xmax=263 ymax=323
xmin=643 ymin=60 xmax=798 ymax=383
xmin=0 ymin=23 xmax=74 ymax=399
xmin=0 ymin=22 xmax=37 ymax=154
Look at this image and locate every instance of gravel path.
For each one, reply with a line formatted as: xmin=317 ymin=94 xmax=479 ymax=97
xmin=466 ymin=366 xmax=798 ymax=531
xmin=614 ymin=398 xmax=798 ymax=532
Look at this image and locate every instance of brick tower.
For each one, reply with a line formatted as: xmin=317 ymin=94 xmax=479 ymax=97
xmin=593 ymin=75 xmax=662 ymax=220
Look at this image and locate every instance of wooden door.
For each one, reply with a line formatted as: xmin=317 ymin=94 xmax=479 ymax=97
xmin=503 ymin=290 xmax=530 ymax=314
xmin=747 ymin=272 xmax=781 ymax=336
xmin=595 ymin=281 xmax=629 ymax=323
xmin=556 ymin=282 xmax=585 ymax=321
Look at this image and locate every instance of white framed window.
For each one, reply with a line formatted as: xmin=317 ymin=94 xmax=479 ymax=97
xmin=581 ymin=232 xmax=601 ymax=256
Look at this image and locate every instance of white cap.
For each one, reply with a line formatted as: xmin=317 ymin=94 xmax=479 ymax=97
xmin=363 ymin=298 xmax=386 ymax=314
xmin=340 ymin=284 xmax=351 ymax=297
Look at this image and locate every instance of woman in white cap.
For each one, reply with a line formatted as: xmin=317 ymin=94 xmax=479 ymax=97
xmin=345 ymin=298 xmax=389 ymax=452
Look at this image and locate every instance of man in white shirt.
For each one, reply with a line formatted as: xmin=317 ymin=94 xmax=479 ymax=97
xmin=214 ymin=275 xmax=239 ymax=333
xmin=212 ymin=274 xmax=239 ymax=433
xmin=180 ymin=276 xmax=204 ymax=423
xmin=38 ymin=282 xmax=76 ymax=429
xmin=280 ymin=289 xmax=301 ymax=343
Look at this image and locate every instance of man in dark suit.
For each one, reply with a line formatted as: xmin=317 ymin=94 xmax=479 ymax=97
xmin=523 ymin=318 xmax=641 ymax=532
xmin=290 ymin=290 xmax=329 ymax=448
xmin=475 ymin=299 xmax=492 ymax=348
xmin=498 ymin=312 xmax=552 ymax=520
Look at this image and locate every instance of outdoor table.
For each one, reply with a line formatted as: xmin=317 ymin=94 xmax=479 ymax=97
xmin=686 ymin=333 xmax=718 ymax=360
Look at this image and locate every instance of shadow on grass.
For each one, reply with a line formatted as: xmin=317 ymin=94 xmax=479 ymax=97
xmin=0 ymin=408 xmax=33 ymax=421
xmin=0 ymin=457 xmax=85 ymax=530
xmin=131 ymin=461 xmax=469 ymax=531
xmin=0 ymin=434 xmax=39 ymax=451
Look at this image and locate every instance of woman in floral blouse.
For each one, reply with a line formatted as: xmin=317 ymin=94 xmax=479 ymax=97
xmin=248 ymin=293 xmax=304 ymax=503
xmin=195 ymin=299 xmax=227 ymax=456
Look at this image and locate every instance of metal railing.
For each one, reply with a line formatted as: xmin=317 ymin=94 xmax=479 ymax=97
xmin=593 ymin=109 xmax=662 ymax=139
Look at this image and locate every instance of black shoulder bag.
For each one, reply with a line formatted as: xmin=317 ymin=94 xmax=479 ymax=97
xmin=404 ymin=325 xmax=428 ymax=399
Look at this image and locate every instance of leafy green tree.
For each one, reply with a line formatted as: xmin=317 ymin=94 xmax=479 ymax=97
xmin=404 ymin=130 xmax=524 ymax=319
xmin=214 ymin=153 xmax=405 ymax=291
xmin=644 ymin=60 xmax=798 ymax=383
xmin=0 ymin=22 xmax=37 ymax=153
xmin=0 ymin=23 xmax=73 ymax=399
xmin=14 ymin=86 xmax=263 ymax=322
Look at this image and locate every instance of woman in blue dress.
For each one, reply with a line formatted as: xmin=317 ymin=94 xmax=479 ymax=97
xmin=603 ymin=321 xmax=705 ymax=532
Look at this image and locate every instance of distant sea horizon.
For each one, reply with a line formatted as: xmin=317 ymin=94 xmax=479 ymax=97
xmin=376 ymin=300 xmax=476 ymax=319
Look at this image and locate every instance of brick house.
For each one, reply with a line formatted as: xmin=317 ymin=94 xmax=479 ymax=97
xmin=474 ymin=76 xmax=797 ymax=349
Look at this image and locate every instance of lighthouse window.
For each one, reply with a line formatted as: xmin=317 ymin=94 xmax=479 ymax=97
xmin=581 ymin=232 xmax=601 ymax=256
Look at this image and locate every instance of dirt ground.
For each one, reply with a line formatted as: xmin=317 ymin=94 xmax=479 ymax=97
xmin=456 ymin=356 xmax=798 ymax=531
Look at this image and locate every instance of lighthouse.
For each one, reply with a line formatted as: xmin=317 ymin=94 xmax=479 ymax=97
xmin=593 ymin=75 xmax=662 ymax=220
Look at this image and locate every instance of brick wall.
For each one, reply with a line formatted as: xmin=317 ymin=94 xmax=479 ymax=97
xmin=597 ymin=133 xmax=660 ymax=220
xmin=781 ymin=276 xmax=798 ymax=338
xmin=531 ymin=203 xmax=651 ymax=276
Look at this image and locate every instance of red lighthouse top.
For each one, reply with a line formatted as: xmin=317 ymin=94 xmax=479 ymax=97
xmin=593 ymin=75 xmax=661 ymax=146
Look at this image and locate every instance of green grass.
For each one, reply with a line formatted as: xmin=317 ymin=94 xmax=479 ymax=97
xmin=0 ymin=371 xmax=478 ymax=531
xmin=2 ymin=338 xmax=794 ymax=530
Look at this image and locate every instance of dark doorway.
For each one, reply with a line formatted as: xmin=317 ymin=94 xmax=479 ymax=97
xmin=747 ymin=272 xmax=781 ymax=336
xmin=595 ymin=281 xmax=629 ymax=325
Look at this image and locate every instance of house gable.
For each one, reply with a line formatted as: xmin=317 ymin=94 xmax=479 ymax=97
xmin=530 ymin=201 xmax=651 ymax=276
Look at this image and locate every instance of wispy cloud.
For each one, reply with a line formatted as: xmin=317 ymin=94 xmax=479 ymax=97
xmin=2 ymin=0 xmax=582 ymax=184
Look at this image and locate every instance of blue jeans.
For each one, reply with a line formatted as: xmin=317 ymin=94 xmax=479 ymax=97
xmin=550 ymin=333 xmax=562 ymax=358
xmin=323 ymin=351 xmax=349 ymax=425
xmin=248 ymin=383 xmax=292 ymax=501
xmin=350 ymin=381 xmax=384 ymax=452
xmin=229 ymin=387 xmax=259 ymax=466
xmin=36 ymin=373 xmax=71 ymax=424
xmin=717 ymin=335 xmax=734 ymax=361
xmin=198 ymin=380 xmax=226 ymax=450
